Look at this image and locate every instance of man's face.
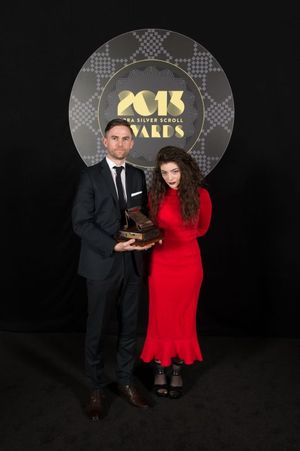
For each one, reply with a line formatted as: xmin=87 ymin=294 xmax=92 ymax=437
xmin=103 ymin=125 xmax=134 ymax=164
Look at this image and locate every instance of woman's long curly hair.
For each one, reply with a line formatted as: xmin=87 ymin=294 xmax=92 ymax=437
xmin=150 ymin=146 xmax=205 ymax=224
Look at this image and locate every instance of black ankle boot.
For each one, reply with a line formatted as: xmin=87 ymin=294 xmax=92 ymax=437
xmin=153 ymin=361 xmax=168 ymax=397
xmin=169 ymin=361 xmax=183 ymax=399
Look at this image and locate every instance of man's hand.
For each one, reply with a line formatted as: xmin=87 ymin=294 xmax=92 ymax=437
xmin=114 ymin=239 xmax=155 ymax=252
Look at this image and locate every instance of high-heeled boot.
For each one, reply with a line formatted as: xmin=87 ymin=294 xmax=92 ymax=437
xmin=153 ymin=361 xmax=168 ymax=397
xmin=169 ymin=360 xmax=183 ymax=399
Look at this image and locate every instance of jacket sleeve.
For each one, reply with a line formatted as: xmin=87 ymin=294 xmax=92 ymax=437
xmin=72 ymin=169 xmax=116 ymax=257
xmin=198 ymin=188 xmax=212 ymax=237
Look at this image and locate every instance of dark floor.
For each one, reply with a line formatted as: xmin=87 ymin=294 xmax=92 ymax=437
xmin=0 ymin=332 xmax=299 ymax=451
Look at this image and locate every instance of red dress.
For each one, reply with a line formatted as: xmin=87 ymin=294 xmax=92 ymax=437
xmin=140 ymin=187 xmax=212 ymax=367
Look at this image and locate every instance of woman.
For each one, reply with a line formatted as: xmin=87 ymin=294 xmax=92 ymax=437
xmin=140 ymin=146 xmax=212 ymax=399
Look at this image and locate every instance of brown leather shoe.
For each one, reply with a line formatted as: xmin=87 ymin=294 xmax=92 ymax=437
xmin=86 ymin=389 xmax=107 ymax=420
xmin=117 ymin=384 xmax=150 ymax=409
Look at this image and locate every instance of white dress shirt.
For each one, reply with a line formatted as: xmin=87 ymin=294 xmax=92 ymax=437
xmin=106 ymin=157 xmax=127 ymax=202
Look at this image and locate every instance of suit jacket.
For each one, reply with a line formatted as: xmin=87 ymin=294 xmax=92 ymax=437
xmin=72 ymin=158 xmax=148 ymax=280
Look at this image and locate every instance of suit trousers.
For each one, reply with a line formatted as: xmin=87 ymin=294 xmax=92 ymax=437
xmin=85 ymin=252 xmax=142 ymax=389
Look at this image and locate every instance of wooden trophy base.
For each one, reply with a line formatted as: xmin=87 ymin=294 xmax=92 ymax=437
xmin=117 ymin=226 xmax=163 ymax=246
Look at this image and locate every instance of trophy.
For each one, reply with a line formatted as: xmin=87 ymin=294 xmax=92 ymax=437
xmin=117 ymin=207 xmax=163 ymax=246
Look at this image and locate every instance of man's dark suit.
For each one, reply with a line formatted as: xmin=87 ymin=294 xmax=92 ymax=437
xmin=72 ymin=158 xmax=148 ymax=389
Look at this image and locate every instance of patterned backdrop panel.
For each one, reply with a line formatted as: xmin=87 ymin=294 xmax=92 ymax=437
xmin=69 ymin=29 xmax=235 ymax=184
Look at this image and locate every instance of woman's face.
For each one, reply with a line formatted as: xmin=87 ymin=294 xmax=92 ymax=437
xmin=160 ymin=162 xmax=181 ymax=189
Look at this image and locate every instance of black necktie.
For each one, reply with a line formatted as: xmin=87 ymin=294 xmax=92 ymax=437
xmin=113 ymin=166 xmax=126 ymax=223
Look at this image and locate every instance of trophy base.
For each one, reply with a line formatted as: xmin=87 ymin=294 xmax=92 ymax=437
xmin=117 ymin=226 xmax=163 ymax=246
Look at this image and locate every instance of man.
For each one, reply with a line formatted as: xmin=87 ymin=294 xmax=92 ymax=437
xmin=72 ymin=118 xmax=153 ymax=420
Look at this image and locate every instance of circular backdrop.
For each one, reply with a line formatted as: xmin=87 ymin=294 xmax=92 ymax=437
xmin=69 ymin=28 xmax=234 ymax=178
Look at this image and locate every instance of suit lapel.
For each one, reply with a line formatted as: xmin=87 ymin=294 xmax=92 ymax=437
xmin=98 ymin=159 xmax=118 ymax=204
xmin=97 ymin=160 xmax=137 ymax=209
xmin=125 ymin=163 xmax=137 ymax=208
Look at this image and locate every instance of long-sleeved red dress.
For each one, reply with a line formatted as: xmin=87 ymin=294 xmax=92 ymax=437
xmin=140 ymin=187 xmax=212 ymax=367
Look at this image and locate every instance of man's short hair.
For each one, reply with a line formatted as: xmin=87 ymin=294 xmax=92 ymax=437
xmin=104 ymin=118 xmax=134 ymax=136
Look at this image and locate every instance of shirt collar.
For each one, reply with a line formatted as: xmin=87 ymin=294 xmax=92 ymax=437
xmin=106 ymin=157 xmax=125 ymax=172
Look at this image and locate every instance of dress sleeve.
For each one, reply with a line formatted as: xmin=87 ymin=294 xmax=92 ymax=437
xmin=198 ymin=188 xmax=212 ymax=237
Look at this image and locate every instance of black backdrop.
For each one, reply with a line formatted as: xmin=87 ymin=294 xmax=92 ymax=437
xmin=1 ymin=2 xmax=299 ymax=337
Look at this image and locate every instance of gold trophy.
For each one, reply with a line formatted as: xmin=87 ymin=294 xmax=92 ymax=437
xmin=117 ymin=207 xmax=163 ymax=246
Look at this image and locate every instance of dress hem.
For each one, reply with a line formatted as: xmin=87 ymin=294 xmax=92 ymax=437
xmin=140 ymin=337 xmax=203 ymax=367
